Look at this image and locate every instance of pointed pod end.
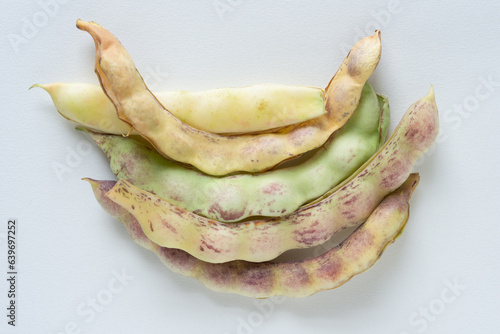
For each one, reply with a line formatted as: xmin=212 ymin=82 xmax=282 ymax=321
xmin=427 ymin=85 xmax=435 ymax=101
xmin=76 ymin=19 xmax=118 ymax=58
xmin=29 ymin=83 xmax=41 ymax=90
xmin=29 ymin=83 xmax=59 ymax=101
xmin=366 ymin=30 xmax=381 ymax=45
xmin=424 ymin=85 xmax=438 ymax=115
xmin=76 ymin=19 xmax=93 ymax=31
xmin=363 ymin=29 xmax=381 ymax=48
xmin=29 ymin=83 xmax=57 ymax=95
xmin=82 ymin=177 xmax=100 ymax=192
xmin=76 ymin=19 xmax=110 ymax=38
xmin=76 ymin=19 xmax=104 ymax=43
xmin=83 ymin=178 xmax=118 ymax=197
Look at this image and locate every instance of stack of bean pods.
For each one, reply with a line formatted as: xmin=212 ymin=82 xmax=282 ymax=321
xmin=34 ymin=20 xmax=439 ymax=298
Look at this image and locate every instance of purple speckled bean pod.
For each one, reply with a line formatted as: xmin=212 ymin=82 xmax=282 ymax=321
xmin=103 ymin=87 xmax=438 ymax=263
xmin=86 ymin=173 xmax=419 ymax=298
xmin=76 ymin=19 xmax=382 ymax=176
xmin=83 ymin=83 xmax=387 ymax=222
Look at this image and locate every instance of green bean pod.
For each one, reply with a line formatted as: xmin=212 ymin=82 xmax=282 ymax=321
xmin=84 ymin=82 xmax=387 ymax=222
xmin=104 ymin=87 xmax=438 ymax=263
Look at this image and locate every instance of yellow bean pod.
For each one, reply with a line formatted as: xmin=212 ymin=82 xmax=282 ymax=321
xmin=104 ymin=87 xmax=438 ymax=263
xmin=76 ymin=19 xmax=381 ymax=175
xmin=84 ymin=83 xmax=387 ymax=222
xmin=32 ymin=82 xmax=326 ymax=134
xmin=86 ymin=173 xmax=418 ymax=298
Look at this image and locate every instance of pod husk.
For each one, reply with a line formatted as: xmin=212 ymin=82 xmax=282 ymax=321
xmin=76 ymin=19 xmax=382 ymax=175
xmin=105 ymin=87 xmax=438 ymax=263
xmin=32 ymin=82 xmax=326 ymax=134
xmin=84 ymin=83 xmax=388 ymax=222
xmin=86 ymin=174 xmax=418 ymax=298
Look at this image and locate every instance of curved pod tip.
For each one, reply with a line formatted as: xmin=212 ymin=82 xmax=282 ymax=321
xmin=82 ymin=177 xmax=100 ymax=192
xmin=76 ymin=19 xmax=94 ymax=30
xmin=76 ymin=19 xmax=109 ymax=45
xmin=427 ymin=85 xmax=435 ymax=102
xmin=371 ymin=30 xmax=381 ymax=44
xmin=29 ymin=83 xmax=53 ymax=92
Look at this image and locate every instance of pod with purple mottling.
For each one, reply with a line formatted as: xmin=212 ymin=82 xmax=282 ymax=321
xmin=76 ymin=19 xmax=382 ymax=175
xmin=104 ymin=87 xmax=438 ymax=263
xmin=84 ymin=82 xmax=388 ymax=222
xmin=86 ymin=173 xmax=418 ymax=298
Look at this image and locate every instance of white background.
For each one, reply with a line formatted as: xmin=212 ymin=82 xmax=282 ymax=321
xmin=1 ymin=1 xmax=500 ymax=333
